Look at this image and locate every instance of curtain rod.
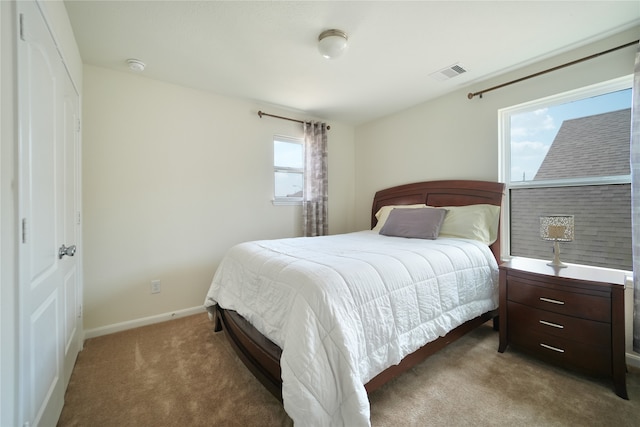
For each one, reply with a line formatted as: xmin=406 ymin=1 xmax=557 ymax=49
xmin=257 ymin=110 xmax=331 ymax=130
xmin=467 ymin=39 xmax=639 ymax=100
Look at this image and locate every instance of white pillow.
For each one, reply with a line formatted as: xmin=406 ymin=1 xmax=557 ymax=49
xmin=372 ymin=204 xmax=427 ymax=231
xmin=436 ymin=204 xmax=501 ymax=245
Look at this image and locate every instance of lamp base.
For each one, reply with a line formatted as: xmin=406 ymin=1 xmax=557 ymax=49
xmin=547 ymin=240 xmax=568 ymax=268
xmin=547 ymin=260 xmax=568 ymax=268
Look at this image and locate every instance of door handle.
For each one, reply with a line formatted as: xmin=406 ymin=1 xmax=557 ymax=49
xmin=58 ymin=244 xmax=76 ymax=259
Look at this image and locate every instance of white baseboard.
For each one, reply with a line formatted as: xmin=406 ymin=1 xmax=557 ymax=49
xmin=627 ymin=351 xmax=640 ymax=370
xmin=83 ymin=305 xmax=207 ymax=340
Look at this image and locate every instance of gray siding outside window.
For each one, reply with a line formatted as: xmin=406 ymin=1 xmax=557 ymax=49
xmin=510 ymin=184 xmax=631 ymax=271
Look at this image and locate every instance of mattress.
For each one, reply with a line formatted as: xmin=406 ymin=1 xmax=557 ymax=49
xmin=204 ymin=230 xmax=499 ymax=426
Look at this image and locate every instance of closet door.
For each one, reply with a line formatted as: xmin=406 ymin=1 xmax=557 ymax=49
xmin=17 ymin=1 xmax=82 ymax=425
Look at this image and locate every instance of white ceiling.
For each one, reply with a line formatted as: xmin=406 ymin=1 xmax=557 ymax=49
xmin=64 ymin=1 xmax=640 ymax=125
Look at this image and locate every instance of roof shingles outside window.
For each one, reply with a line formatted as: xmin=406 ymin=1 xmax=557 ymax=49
xmin=510 ymin=108 xmax=631 ymax=271
xmin=535 ymin=109 xmax=631 ymax=179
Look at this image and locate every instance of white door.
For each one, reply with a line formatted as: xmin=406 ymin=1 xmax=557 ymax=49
xmin=17 ymin=1 xmax=82 ymax=426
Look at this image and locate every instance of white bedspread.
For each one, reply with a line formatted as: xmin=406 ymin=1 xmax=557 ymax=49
xmin=204 ymin=231 xmax=498 ymax=426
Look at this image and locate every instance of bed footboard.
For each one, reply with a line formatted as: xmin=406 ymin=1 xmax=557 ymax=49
xmin=215 ymin=304 xmax=498 ymax=399
xmin=215 ymin=305 xmax=283 ymax=401
xmin=364 ymin=309 xmax=498 ymax=393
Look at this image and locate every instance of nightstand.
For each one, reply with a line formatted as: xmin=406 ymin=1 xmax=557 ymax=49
xmin=498 ymin=257 xmax=628 ymax=399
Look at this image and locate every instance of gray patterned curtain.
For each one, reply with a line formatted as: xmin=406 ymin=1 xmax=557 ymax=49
xmin=632 ymin=41 xmax=640 ymax=353
xmin=303 ymin=122 xmax=328 ymax=237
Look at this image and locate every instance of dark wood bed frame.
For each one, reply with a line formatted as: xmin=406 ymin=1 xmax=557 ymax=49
xmin=212 ymin=179 xmax=505 ymax=401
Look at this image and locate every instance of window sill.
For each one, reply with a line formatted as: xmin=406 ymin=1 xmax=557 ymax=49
xmin=272 ymin=199 xmax=302 ymax=206
xmin=503 ymin=256 xmax=632 ymax=288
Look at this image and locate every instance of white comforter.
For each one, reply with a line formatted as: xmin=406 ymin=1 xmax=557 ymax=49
xmin=204 ymin=231 xmax=499 ymax=426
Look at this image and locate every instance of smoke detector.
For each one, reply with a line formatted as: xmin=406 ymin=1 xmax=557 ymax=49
xmin=126 ymin=59 xmax=146 ymax=72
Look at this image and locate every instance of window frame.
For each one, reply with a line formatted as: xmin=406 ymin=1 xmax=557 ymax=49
xmin=498 ymin=75 xmax=632 ymax=268
xmin=273 ymin=134 xmax=305 ymax=205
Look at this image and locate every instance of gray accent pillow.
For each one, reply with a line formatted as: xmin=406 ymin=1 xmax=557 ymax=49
xmin=379 ymin=208 xmax=448 ymax=239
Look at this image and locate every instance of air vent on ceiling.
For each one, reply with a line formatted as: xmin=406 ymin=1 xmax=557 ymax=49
xmin=429 ymin=63 xmax=468 ymax=81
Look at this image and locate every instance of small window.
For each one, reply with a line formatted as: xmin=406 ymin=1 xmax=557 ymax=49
xmin=274 ymin=135 xmax=304 ymax=204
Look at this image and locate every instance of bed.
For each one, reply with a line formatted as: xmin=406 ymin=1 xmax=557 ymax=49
xmin=205 ymin=179 xmax=505 ymax=426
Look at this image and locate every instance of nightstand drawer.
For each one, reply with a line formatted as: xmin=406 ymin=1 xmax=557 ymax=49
xmin=509 ymin=328 xmax=611 ymax=376
xmin=507 ymin=301 xmax=610 ymax=347
xmin=507 ymin=279 xmax=610 ymax=322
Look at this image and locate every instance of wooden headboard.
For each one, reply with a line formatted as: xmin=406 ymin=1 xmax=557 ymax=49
xmin=371 ymin=180 xmax=505 ymax=262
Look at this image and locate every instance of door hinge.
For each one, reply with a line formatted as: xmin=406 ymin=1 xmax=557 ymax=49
xmin=78 ymin=304 xmax=83 ymax=319
xmin=76 ymin=211 xmax=81 ymax=225
xmin=19 ymin=14 xmax=25 ymax=41
xmin=21 ymin=218 xmax=27 ymax=243
xmin=76 ymin=118 xmax=81 ymax=133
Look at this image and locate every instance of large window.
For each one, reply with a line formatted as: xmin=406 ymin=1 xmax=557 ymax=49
xmin=273 ymin=135 xmax=304 ymax=204
xmin=499 ymin=76 xmax=632 ymax=271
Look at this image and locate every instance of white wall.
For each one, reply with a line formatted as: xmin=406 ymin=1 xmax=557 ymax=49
xmin=354 ymin=28 xmax=639 ymax=231
xmin=82 ymin=65 xmax=355 ymax=331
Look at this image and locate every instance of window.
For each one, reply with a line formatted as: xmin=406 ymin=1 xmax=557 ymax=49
xmin=499 ymin=76 xmax=632 ymax=271
xmin=273 ymin=135 xmax=304 ymax=204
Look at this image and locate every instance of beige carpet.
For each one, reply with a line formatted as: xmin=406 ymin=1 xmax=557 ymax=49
xmin=58 ymin=313 xmax=640 ymax=426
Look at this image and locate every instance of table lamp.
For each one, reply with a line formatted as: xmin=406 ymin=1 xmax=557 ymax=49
xmin=540 ymin=215 xmax=574 ymax=268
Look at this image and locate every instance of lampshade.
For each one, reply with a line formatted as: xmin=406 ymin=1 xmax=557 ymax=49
xmin=540 ymin=215 xmax=574 ymax=241
xmin=540 ymin=215 xmax=574 ymax=267
xmin=318 ymin=29 xmax=348 ymax=59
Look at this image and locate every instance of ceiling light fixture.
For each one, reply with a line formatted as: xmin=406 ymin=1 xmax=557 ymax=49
xmin=318 ymin=29 xmax=348 ymax=59
xmin=126 ymin=58 xmax=146 ymax=72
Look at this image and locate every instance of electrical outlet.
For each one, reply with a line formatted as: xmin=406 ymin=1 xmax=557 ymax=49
xmin=151 ymin=280 xmax=161 ymax=294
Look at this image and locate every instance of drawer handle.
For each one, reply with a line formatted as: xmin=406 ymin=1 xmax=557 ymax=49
xmin=539 ymin=320 xmax=564 ymax=329
xmin=540 ymin=343 xmax=565 ymax=353
xmin=540 ymin=297 xmax=564 ymax=305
